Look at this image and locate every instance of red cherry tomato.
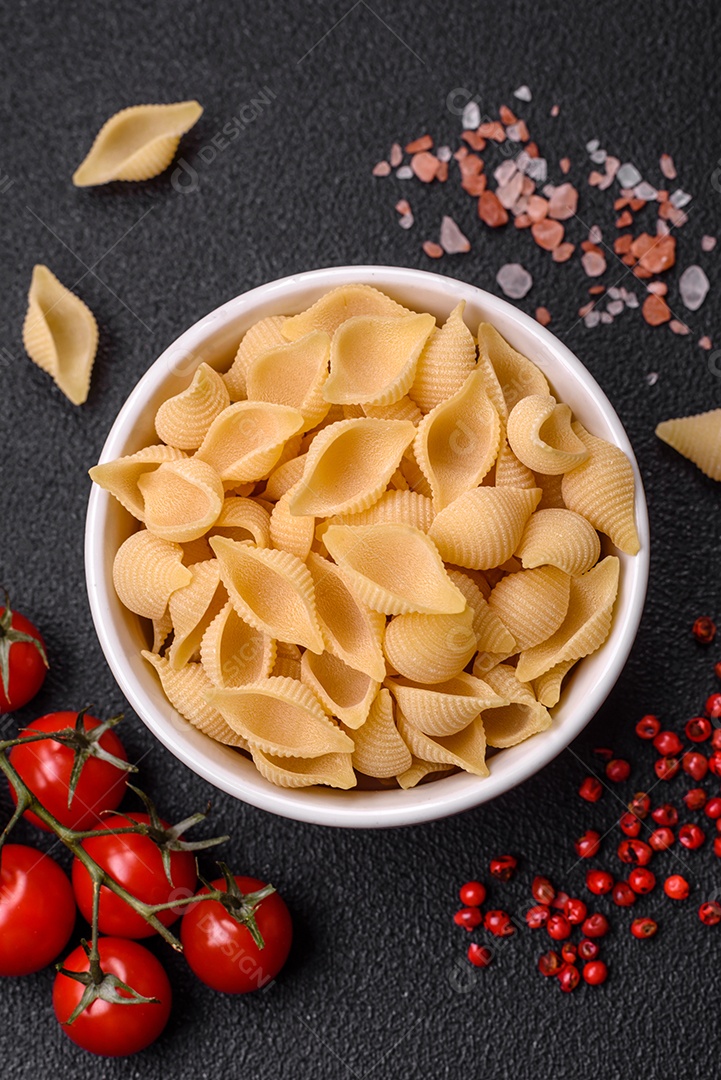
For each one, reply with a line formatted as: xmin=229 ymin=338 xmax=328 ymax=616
xmin=0 ymin=844 xmax=76 ymax=975
xmin=72 ymin=812 xmax=197 ymax=938
xmin=53 ymin=937 xmax=171 ymax=1057
xmin=181 ymin=875 xmax=292 ymax=994
xmin=0 ymin=603 xmax=48 ymax=711
xmin=8 ymin=712 xmax=128 ymax=831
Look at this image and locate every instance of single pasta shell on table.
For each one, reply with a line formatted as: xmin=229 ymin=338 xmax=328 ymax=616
xmin=281 ymin=283 xmax=413 ymax=341
xmin=269 ymin=482 xmax=315 ymax=560
xmin=168 ymin=559 xmax=226 ymax=670
xmin=349 ymin=688 xmax=411 ymax=778
xmin=516 ymin=555 xmax=620 ymax=683
xmin=89 ymin=444 xmax=186 ymax=521
xmin=507 ymin=395 xmax=588 ymax=474
xmin=154 ymin=363 xmax=230 ymax=450
xmin=210 ymin=535 xmax=324 ymax=653
xmin=272 ymin=641 xmax=303 ymax=680
xmin=200 ymin=601 xmax=275 ymax=688
xmin=288 ymin=418 xmax=416 ymax=517
xmin=363 ymin=396 xmax=423 ymax=424
xmin=383 ymin=606 xmax=476 ymax=684
xmin=323 ymin=313 xmax=436 ymax=406
xmin=656 ymin=409 xmax=721 ymax=481
xmin=306 ymin=552 xmax=386 ymax=682
xmin=533 ymin=658 xmax=577 ymax=708
xmin=414 ymin=371 xmax=502 ymax=508
xmin=207 ymin=677 xmax=354 ymax=757
xmin=142 ymin=650 xmax=248 ymax=748
xmin=515 ymin=508 xmax=601 ymax=576
xmin=477 ymin=322 xmax=550 ymax=412
xmin=152 ymin=610 xmax=173 ymax=653
xmin=264 ymin=454 xmax=307 ymax=502
xmin=246 ymin=330 xmax=331 ymax=431
xmin=480 ymin=664 xmax=552 ymax=748
xmin=446 ymin=569 xmax=516 ymax=653
xmin=396 ymin=710 xmax=489 ymax=777
xmin=324 ymin=523 xmax=466 ymax=615
xmin=397 ymin=756 xmax=455 ymax=789
xmin=209 ymin=496 xmax=271 ymax=547
xmin=196 ymin=400 xmax=305 ymax=484
xmin=73 ymin=101 xmax=203 ymax=186
xmin=561 ymin=422 xmax=640 ymax=555
xmin=300 ymin=650 xmax=379 ymax=729
xmin=138 ymin=457 xmax=224 ymax=543
xmin=386 ymin=672 xmax=509 ymax=738
xmin=428 ymin=486 xmax=541 ymax=569
xmin=488 ymin=566 xmax=571 ymax=651
xmin=23 ymin=265 xmax=98 ymax=405
xmin=113 ymin=530 xmax=191 ymax=619
xmin=409 ymin=302 xmax=477 ymax=414
xmin=250 ymin=747 xmax=356 ymax=790
xmin=328 ymin=489 xmax=435 ymax=533
xmin=224 ymin=315 xmax=288 ymax=401
xmin=495 ymin=440 xmax=537 ymax=489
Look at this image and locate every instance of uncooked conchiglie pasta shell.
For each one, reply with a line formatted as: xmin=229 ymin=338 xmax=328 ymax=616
xmin=494 ymin=440 xmax=537 ymax=489
xmin=269 ymin=482 xmax=315 ymax=560
xmin=139 ymin=457 xmax=224 ymax=543
xmin=507 ymin=395 xmax=588 ymax=475
xmin=446 ymin=569 xmax=516 ymax=654
xmin=73 ymin=100 xmax=203 ymax=186
xmin=324 ymin=523 xmax=466 ymax=616
xmin=142 ymin=650 xmax=248 ymax=748
xmin=477 ymin=321 xmax=549 ymax=412
xmin=154 ymin=363 xmax=230 ymax=450
xmin=328 ymin=489 xmax=435 ymax=532
xmin=488 ymin=565 xmax=571 ymax=651
xmin=281 ymin=284 xmax=413 ymax=342
xmin=386 ymin=672 xmax=508 ymax=738
xmin=23 ymin=265 xmax=98 ymax=405
xmin=363 ymin=396 xmax=423 ymax=424
xmin=89 ymin=444 xmax=186 ymax=521
xmin=428 ymin=487 xmax=541 ymax=569
xmin=349 ymin=688 xmax=411 ymax=778
xmin=251 ymin=747 xmax=356 ymax=789
xmin=533 ymin=658 xmax=576 ymax=708
xmin=409 ymin=302 xmax=477 ymax=414
xmin=196 ymin=400 xmax=304 ymax=483
xmin=656 ymin=409 xmax=721 ymax=481
xmin=397 ymin=756 xmax=455 ymax=789
xmin=113 ymin=530 xmax=191 ymax=619
xmin=515 ymin=507 xmax=601 ymax=577
xmin=480 ymin=664 xmax=552 ymax=748
xmin=561 ymin=422 xmax=640 ymax=555
xmin=246 ymin=330 xmax=331 ymax=431
xmin=168 ymin=559 xmax=226 ymax=670
xmin=264 ymin=454 xmax=307 ymax=502
xmin=383 ymin=606 xmax=477 ymax=684
xmin=306 ymin=552 xmax=386 ymax=682
xmin=210 ymin=496 xmax=271 ymax=547
xmin=224 ymin=315 xmax=288 ymax=401
xmin=301 ymin=650 xmax=379 ymax=729
xmin=396 ymin=710 xmax=489 ymax=777
xmin=200 ymin=601 xmax=275 ymax=688
xmin=324 ymin=313 xmax=436 ymax=406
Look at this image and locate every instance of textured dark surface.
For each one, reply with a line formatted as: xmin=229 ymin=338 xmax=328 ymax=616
xmin=2 ymin=1 xmax=721 ymax=1077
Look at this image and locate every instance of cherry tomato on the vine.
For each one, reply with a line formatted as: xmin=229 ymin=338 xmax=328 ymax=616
xmin=181 ymin=875 xmax=292 ymax=994
xmin=9 ymin=712 xmax=128 ymax=831
xmin=72 ymin=812 xmax=197 ymax=938
xmin=53 ymin=937 xmax=171 ymax=1057
xmin=0 ymin=602 xmax=48 ymax=712
xmin=0 ymin=844 xmax=76 ymax=975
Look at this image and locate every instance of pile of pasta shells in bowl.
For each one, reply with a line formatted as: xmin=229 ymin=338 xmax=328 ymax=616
xmin=85 ymin=266 xmax=649 ymax=828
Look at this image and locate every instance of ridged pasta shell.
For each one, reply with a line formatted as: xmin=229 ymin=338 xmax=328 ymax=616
xmin=516 ymin=555 xmax=620 ymax=682
xmin=397 ymin=756 xmax=455 ymax=789
xmin=323 ymin=313 xmax=436 ymax=406
xmin=139 ymin=457 xmax=224 ymax=543
xmin=386 ymin=672 xmax=508 ymax=737
xmin=562 ymin=423 xmax=640 ymax=555
xmin=446 ymin=570 xmax=516 ymax=653
xmin=507 ymin=395 xmax=588 ymax=474
xmin=73 ymin=101 xmax=203 ymax=186
xmin=494 ymin=440 xmax=537 ymax=489
xmin=264 ymin=454 xmax=307 ymax=502
xmin=210 ymin=496 xmax=271 ymax=547
xmin=288 ymin=418 xmax=416 ymax=517
xmin=246 ymin=330 xmax=331 ymax=432
xmin=533 ymin=658 xmax=576 ymax=707
xmin=429 ymin=487 xmax=541 ymax=569
xmin=414 ymin=370 xmax=501 ymax=508
xmin=399 ymin=448 xmax=434 ymax=498
xmin=210 ymin=535 xmax=324 ymax=653
xmin=271 ymin=641 xmax=303 ymax=680
xmin=656 ymin=409 xmax=721 ymax=480
xmin=224 ymin=315 xmax=288 ymax=400
xmin=516 ymin=508 xmax=601 ymax=576
xmin=154 ymin=363 xmax=230 ymax=450
xmin=152 ymin=610 xmax=173 ymax=653
xmin=396 ymin=710 xmax=489 ymax=777
xmin=301 ymin=650 xmax=380 ymax=729
xmin=480 ymin=664 xmax=552 ymax=747
xmin=200 ymin=601 xmax=275 ymax=687
xmin=113 ymin=530 xmax=191 ymax=618
xmin=488 ymin=566 xmax=571 ymax=651
xmin=408 ymin=302 xmax=477 ymax=414
xmin=349 ymin=688 xmax=411 ymax=777
xmin=269 ymin=482 xmax=315 ymax=560
xmin=23 ymin=265 xmax=98 ymax=405
xmin=168 ymin=559 xmax=226 ymax=669
xmin=251 ymin=747 xmax=356 ymax=789
xmin=328 ymin=490 xmax=435 ymax=532
xmin=363 ymin=396 xmax=423 ymax=424
xmin=196 ymin=401 xmax=304 ymax=483
xmin=208 ymin=677 xmax=354 ymax=758
xmin=324 ymin=523 xmax=466 ymax=615
xmin=281 ymin=284 xmax=413 ymax=341
xmin=306 ymin=552 xmax=386 ymax=682
xmin=89 ymin=444 xmax=185 ymax=520
xmin=383 ymin=606 xmax=476 ymax=684
xmin=477 ymin=322 xmax=549 ymax=412
xmin=142 ymin=651 xmax=248 ymax=748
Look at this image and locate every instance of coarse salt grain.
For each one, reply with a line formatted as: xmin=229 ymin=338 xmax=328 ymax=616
xmin=436 ymin=145 xmax=452 ymax=162
xmin=584 ymin=310 xmax=601 ymax=327
xmin=496 ymin=262 xmax=533 ymax=299
xmin=586 ymin=139 xmax=600 ymax=154
xmin=462 ymin=101 xmax=481 ymax=129
xmin=646 ymin=372 xmax=659 ymax=385
xmin=670 ymin=189 xmax=692 ymax=209
xmin=701 ymin=235 xmax=716 ymax=252
xmin=439 ymin=214 xmax=471 ymax=253
xmin=396 ymin=166 xmax=413 ymax=179
xmin=590 ymin=149 xmax=607 ymax=165
xmin=679 ymin=265 xmax=710 ymax=311
xmin=669 ymin=320 xmax=690 ymax=335
xmin=514 ymin=85 xmax=532 ymax=102
xmin=588 ymin=225 xmax=602 ymax=244
xmin=607 ymin=299 xmax=624 ymax=316
xmin=422 ymin=240 xmax=443 ymax=259
xmin=494 ymin=159 xmax=518 ymax=186
xmin=372 ymin=161 xmax=391 ymax=176
xmin=535 ymin=306 xmax=551 ymax=325
xmin=699 ymin=336 xmax=712 ymax=350
xmin=389 ymin=143 xmax=403 ymax=167
xmin=660 ymin=153 xmax=677 ymax=179
xmin=617 ymin=162 xmax=642 ymax=188
xmin=398 ymin=213 xmax=414 ymax=230
xmin=581 ymin=251 xmax=606 ymax=277
xmin=634 ymin=181 xmax=658 ymax=201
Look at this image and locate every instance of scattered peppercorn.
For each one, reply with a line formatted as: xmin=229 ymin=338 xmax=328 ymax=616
xmin=606 ymin=758 xmax=631 ymax=783
xmin=636 ymin=714 xmax=661 ymax=739
xmin=558 ymin=964 xmax=580 ymax=992
xmin=693 ymin=616 xmax=716 ymax=644
xmin=617 ymin=839 xmax=653 ymax=866
xmin=454 ymin=906 xmax=483 ymax=930
xmin=653 ymin=730 xmax=683 ymax=756
xmin=698 ymin=901 xmax=721 ymax=926
xmin=579 ymin=775 xmax=603 ymax=803
xmin=630 ymin=917 xmax=658 ymax=939
xmin=687 ymin=715 xmax=713 ymax=741
xmin=706 ymin=695 xmax=721 ymax=720
xmin=612 ymin=881 xmax=637 ymax=907
xmin=459 ymin=881 xmax=486 ymax=906
xmin=538 ymin=950 xmax=562 ymax=977
xmin=484 ymin=910 xmax=515 ymax=937
xmin=582 ymin=960 xmax=608 ymax=985
xmin=649 ymin=827 xmax=675 ymax=851
xmin=531 ymin=876 xmax=555 ymax=905
xmin=682 ymin=751 xmax=708 ymax=781
xmin=564 ymin=898 xmax=587 ymax=925
xmin=628 ymin=792 xmax=651 ymax=819
xmin=586 ymin=869 xmax=614 ymax=895
xmin=489 ymin=855 xmax=517 ymax=881
xmin=582 ymin=913 xmax=610 ymax=938
xmin=526 ymin=904 xmax=550 ymax=929
xmin=652 ymin=804 xmax=678 ymax=827
xmin=547 ymin=914 xmax=572 ymax=941
xmin=664 ymin=875 xmax=690 ymax=900
xmin=561 ymin=942 xmax=577 ymax=964
xmin=577 ymin=938 xmax=599 ymax=961
xmin=467 ymin=943 xmax=493 ymax=967
xmin=575 ymin=831 xmax=601 ymax=859
xmin=683 ymin=788 xmax=707 ymax=811
xmin=628 ymin=867 xmax=656 ymax=894
xmin=705 ymin=797 xmax=721 ymax=820
xmin=619 ymin=811 xmax=642 ymax=837
xmin=655 ymin=756 xmax=681 ymax=781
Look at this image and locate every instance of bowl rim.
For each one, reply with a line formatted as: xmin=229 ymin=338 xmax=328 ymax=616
xmin=85 ymin=265 xmax=649 ymax=828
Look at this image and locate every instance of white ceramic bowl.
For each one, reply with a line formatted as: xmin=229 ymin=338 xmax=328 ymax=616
xmin=86 ymin=266 xmax=649 ymax=828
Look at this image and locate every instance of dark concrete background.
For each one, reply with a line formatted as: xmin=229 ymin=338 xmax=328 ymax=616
xmin=1 ymin=1 xmax=721 ymax=1077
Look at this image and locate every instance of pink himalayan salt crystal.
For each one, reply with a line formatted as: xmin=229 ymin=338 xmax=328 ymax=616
xmin=701 ymin=235 xmax=717 ymax=252
xmin=497 ymin=171 xmax=525 ymax=210
xmin=494 ymin=159 xmax=518 ymax=186
xmin=552 ymin=243 xmax=575 ymax=263
xmin=548 ymin=183 xmax=578 ymax=219
xmin=550 ymin=104 xmax=560 ymax=117
xmin=422 ymin=240 xmax=443 ymax=259
xmin=581 ymin=251 xmax=606 ymax=277
xmin=372 ymin=160 xmax=391 ymax=176
xmin=588 ymin=171 xmax=604 ymax=187
xmin=699 ymin=336 xmax=713 ymax=350
xmin=439 ymin=215 xmax=471 ymax=254
xmin=395 ymin=199 xmax=411 ymax=215
xmin=589 ymin=225 xmax=602 ymax=244
xmin=647 ymin=281 xmax=668 ymax=296
xmin=496 ymin=263 xmax=533 ymax=299
xmin=411 ymin=151 xmax=440 ymax=182
xmin=514 ymin=85 xmax=532 ymax=102
xmin=390 ymin=143 xmax=403 ymax=167
xmin=398 ymin=213 xmax=414 ymax=230
xmin=559 ymin=157 xmax=571 ymax=174
xmin=679 ymin=265 xmax=710 ymax=311
xmin=535 ymin=306 xmax=551 ymax=326
xmin=669 ymin=320 xmax=690 ymax=335
xmin=660 ymin=153 xmax=677 ymax=180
